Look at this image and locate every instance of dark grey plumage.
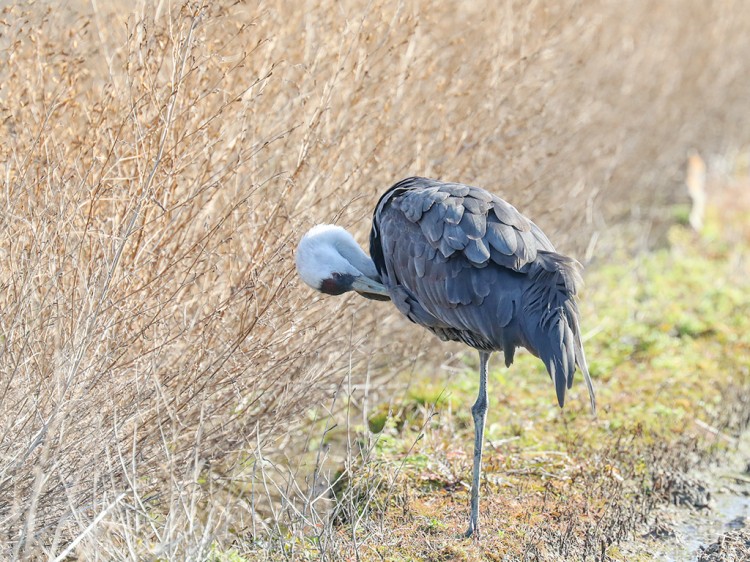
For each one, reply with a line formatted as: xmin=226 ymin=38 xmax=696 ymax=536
xmin=370 ymin=177 xmax=595 ymax=411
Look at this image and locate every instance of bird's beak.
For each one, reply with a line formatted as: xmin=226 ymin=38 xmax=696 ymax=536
xmin=351 ymin=276 xmax=391 ymax=301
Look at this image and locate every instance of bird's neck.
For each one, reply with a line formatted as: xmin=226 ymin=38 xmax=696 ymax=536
xmin=336 ymin=235 xmax=380 ymax=282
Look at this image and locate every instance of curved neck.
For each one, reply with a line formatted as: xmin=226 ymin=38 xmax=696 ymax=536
xmin=336 ymin=238 xmax=380 ymax=282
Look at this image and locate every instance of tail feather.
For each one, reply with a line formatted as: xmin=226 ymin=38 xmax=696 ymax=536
xmin=574 ymin=325 xmax=597 ymax=415
xmin=522 ymin=252 xmax=597 ymax=414
xmin=568 ymin=304 xmax=597 ymax=415
xmin=542 ymin=314 xmax=576 ymax=409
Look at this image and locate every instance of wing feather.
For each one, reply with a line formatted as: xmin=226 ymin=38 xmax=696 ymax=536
xmin=421 ymin=204 xmax=446 ymax=243
xmin=443 ymin=223 xmax=470 ymax=250
xmin=422 ymin=189 xmax=450 ymax=212
xmin=486 ymin=220 xmax=518 ymax=255
xmin=516 ymin=230 xmax=537 ymax=263
xmin=463 ymin=197 xmax=491 ymax=215
xmin=470 ymin=267 xmax=493 ymax=299
xmin=491 ymin=199 xmax=531 ymax=231
xmin=465 ymin=237 xmax=491 ymax=265
xmin=399 ymin=191 xmax=425 ymax=222
xmin=443 ymin=199 xmax=465 ymax=224
xmin=459 ymin=212 xmax=486 ymax=239
xmin=439 ymin=183 xmax=471 ymax=197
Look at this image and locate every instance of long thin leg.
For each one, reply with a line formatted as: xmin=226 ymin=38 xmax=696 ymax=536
xmin=465 ymin=351 xmax=490 ymax=538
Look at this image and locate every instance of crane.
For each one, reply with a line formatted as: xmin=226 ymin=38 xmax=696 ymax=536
xmin=295 ymin=176 xmax=596 ymax=537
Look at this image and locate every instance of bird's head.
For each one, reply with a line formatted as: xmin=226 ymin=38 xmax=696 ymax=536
xmin=295 ymin=224 xmax=390 ymax=301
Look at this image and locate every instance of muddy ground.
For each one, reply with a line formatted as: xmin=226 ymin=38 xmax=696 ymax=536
xmin=629 ymin=430 xmax=750 ymax=561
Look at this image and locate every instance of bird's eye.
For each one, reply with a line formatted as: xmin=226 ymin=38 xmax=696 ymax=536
xmin=319 ymin=273 xmax=355 ymax=295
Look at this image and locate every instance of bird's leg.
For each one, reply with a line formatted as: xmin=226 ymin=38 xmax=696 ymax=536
xmin=465 ymin=351 xmax=490 ymax=538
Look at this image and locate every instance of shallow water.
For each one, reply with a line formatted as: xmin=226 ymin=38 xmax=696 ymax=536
xmin=644 ymin=431 xmax=750 ymax=561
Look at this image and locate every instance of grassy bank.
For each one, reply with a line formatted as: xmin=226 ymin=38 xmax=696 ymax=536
xmin=244 ymin=210 xmax=750 ymax=560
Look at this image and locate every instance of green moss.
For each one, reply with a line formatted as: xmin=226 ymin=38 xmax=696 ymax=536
xmin=368 ymin=404 xmax=391 ymax=433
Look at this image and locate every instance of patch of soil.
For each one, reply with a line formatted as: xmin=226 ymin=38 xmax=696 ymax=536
xmin=697 ymin=528 xmax=750 ymax=562
xmin=668 ymin=475 xmax=712 ymax=509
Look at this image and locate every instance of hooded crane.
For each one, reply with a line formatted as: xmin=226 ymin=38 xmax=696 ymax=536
xmin=295 ymin=177 xmax=596 ymax=537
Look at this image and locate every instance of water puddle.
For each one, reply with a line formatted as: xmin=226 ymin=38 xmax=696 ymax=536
xmin=640 ymin=430 xmax=750 ymax=561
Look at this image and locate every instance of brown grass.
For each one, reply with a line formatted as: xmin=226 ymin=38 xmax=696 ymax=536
xmin=0 ymin=0 xmax=749 ymax=558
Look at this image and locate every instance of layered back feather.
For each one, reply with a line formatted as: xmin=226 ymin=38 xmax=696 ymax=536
xmin=370 ymin=177 xmax=596 ymax=412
